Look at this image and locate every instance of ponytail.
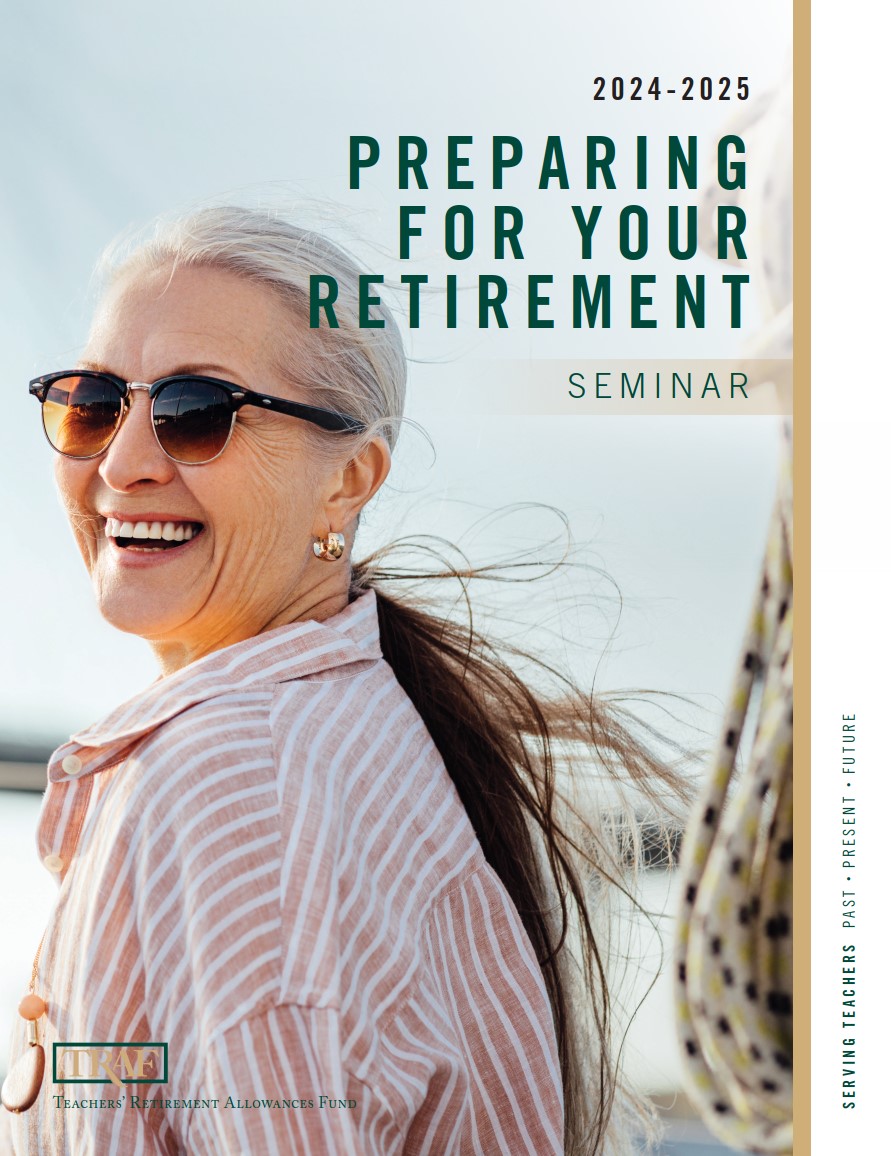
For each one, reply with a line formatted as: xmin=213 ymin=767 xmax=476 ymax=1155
xmin=352 ymin=551 xmax=689 ymax=1155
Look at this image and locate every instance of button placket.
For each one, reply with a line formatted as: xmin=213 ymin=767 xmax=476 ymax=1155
xmin=39 ymin=772 xmax=96 ymax=880
xmin=40 ymin=738 xmax=151 ymax=882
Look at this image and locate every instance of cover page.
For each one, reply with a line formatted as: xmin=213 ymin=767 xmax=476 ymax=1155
xmin=0 ymin=3 xmax=796 ymax=1154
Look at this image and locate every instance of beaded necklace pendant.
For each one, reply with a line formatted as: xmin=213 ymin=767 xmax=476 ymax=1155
xmin=1 ymin=995 xmax=47 ymax=1114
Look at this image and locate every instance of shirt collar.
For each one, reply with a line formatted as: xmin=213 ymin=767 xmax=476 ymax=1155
xmin=48 ymin=590 xmax=383 ymax=782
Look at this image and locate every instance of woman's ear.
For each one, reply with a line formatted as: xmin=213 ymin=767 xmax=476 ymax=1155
xmin=318 ymin=437 xmax=391 ymax=533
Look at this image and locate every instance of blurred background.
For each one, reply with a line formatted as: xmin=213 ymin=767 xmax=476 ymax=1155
xmin=1 ymin=3 xmax=791 ymax=1150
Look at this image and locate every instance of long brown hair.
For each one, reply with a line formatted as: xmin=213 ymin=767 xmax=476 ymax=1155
xmin=351 ymin=541 xmax=690 ymax=1155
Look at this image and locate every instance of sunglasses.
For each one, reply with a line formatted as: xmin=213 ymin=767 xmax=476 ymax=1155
xmin=29 ymin=370 xmax=364 ymax=465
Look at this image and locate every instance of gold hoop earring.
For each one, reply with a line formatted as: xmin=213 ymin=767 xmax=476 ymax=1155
xmin=313 ymin=532 xmax=345 ymax=562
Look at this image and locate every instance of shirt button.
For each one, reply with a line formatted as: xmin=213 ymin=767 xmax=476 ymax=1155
xmin=43 ymin=854 xmax=64 ymax=873
xmin=61 ymin=755 xmax=82 ymax=776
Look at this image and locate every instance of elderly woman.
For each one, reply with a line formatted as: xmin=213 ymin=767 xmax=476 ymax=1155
xmin=3 ymin=208 xmax=678 ymax=1155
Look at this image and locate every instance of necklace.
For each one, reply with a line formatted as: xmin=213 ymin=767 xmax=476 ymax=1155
xmin=1 ymin=935 xmax=47 ymax=1114
xmin=3 ymin=748 xmax=119 ymax=1115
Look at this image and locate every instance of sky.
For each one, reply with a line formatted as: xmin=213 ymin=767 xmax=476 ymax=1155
xmin=0 ymin=1 xmax=791 ymax=750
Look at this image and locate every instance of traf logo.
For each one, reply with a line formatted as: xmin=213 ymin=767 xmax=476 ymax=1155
xmin=53 ymin=1043 xmax=168 ymax=1086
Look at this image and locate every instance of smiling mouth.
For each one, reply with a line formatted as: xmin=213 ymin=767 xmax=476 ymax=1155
xmin=104 ymin=518 xmax=205 ymax=552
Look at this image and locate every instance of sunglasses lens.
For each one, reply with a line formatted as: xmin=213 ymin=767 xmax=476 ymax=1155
xmin=152 ymin=379 xmax=234 ymax=464
xmin=41 ymin=375 xmax=122 ymax=458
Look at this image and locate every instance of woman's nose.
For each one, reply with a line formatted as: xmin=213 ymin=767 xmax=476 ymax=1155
xmin=97 ymin=390 xmax=178 ymax=491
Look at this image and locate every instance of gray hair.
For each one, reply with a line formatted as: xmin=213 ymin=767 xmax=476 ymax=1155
xmin=95 ymin=206 xmax=407 ymax=453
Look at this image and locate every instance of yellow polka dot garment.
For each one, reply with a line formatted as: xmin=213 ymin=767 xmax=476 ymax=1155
xmin=674 ymin=427 xmax=793 ymax=1154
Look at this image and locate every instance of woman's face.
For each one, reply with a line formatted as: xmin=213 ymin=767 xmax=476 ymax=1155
xmin=56 ymin=264 xmax=388 ymax=672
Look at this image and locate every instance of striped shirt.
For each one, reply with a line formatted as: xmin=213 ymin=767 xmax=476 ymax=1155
xmin=6 ymin=591 xmax=564 ymax=1155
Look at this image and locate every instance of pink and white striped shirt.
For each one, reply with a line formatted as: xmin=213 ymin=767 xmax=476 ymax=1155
xmin=7 ymin=591 xmax=564 ymax=1154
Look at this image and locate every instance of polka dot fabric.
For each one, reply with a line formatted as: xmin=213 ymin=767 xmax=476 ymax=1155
xmin=674 ymin=428 xmax=793 ymax=1154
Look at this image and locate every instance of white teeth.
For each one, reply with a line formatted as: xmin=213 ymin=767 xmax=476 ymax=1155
xmin=105 ymin=518 xmax=202 ymax=543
